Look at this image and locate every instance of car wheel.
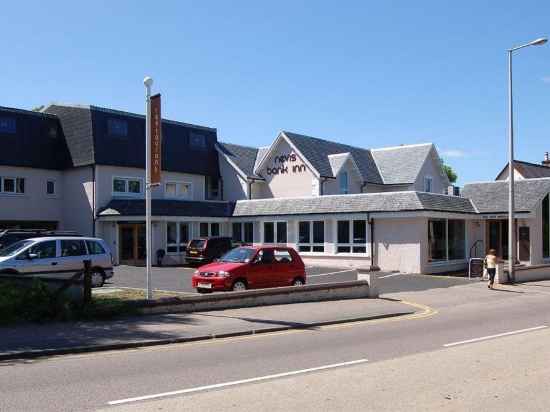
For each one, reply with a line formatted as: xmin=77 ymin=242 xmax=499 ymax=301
xmin=91 ymin=270 xmax=105 ymax=288
xmin=232 ymin=280 xmax=247 ymax=292
xmin=292 ymin=278 xmax=305 ymax=286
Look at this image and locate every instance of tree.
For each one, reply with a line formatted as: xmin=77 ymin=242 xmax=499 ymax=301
xmin=442 ymin=162 xmax=457 ymax=184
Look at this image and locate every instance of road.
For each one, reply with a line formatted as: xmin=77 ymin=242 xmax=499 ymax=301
xmin=109 ymin=264 xmax=471 ymax=294
xmin=2 ymin=277 xmax=550 ymax=411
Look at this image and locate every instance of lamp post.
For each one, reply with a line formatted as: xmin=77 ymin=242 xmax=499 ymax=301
xmin=507 ymin=37 xmax=547 ymax=283
xmin=144 ymin=76 xmax=154 ymax=300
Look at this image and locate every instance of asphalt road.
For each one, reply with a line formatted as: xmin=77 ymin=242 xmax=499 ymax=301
xmin=2 ymin=278 xmax=550 ymax=412
xmin=108 ymin=265 xmax=472 ymax=294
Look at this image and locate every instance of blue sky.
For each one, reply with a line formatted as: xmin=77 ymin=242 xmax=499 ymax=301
xmin=2 ymin=1 xmax=549 ymax=184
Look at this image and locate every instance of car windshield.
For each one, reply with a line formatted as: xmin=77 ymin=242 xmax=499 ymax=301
xmin=0 ymin=240 xmax=33 ymax=257
xmin=219 ymin=247 xmax=256 ymax=263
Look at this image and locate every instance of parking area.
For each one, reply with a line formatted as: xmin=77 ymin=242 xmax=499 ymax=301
xmin=107 ymin=265 xmax=474 ymax=295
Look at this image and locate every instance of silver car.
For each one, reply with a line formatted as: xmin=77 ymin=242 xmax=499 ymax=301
xmin=0 ymin=237 xmax=114 ymax=287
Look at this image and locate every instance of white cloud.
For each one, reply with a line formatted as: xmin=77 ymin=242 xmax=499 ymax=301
xmin=543 ymin=76 xmax=550 ymax=84
xmin=441 ymin=149 xmax=466 ymax=158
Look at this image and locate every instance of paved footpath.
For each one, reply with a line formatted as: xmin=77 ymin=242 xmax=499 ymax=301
xmin=0 ymin=298 xmax=413 ymax=359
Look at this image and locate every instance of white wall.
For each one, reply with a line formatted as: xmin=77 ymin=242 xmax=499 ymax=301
xmin=257 ymin=139 xmax=318 ymax=198
xmin=375 ymin=218 xmax=423 ymax=273
xmin=61 ymin=166 xmax=94 ymax=235
xmin=0 ymin=166 xmax=64 ymax=225
xmin=413 ymin=151 xmax=448 ymax=194
xmin=95 ymin=165 xmax=207 ymax=210
xmin=218 ymin=154 xmax=249 ymax=201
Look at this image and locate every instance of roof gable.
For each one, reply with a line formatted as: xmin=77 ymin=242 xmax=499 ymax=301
xmin=371 ymin=143 xmax=434 ymax=185
xmin=217 ymin=142 xmax=264 ymax=180
xmin=496 ymin=161 xmax=550 ymax=180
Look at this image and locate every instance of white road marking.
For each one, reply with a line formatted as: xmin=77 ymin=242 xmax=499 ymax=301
xmin=108 ymin=359 xmax=368 ymax=405
xmin=378 ymin=273 xmax=402 ymax=279
xmin=309 ymin=269 xmax=357 ymax=278
xmin=443 ymin=325 xmax=548 ymax=347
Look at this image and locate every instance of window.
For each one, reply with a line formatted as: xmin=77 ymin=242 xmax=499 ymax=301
xmin=0 ymin=117 xmax=16 ymax=134
xmin=337 ymin=220 xmax=368 ymax=254
xmin=190 ymin=132 xmax=206 ymax=149
xmin=107 ymin=118 xmax=128 ymax=137
xmin=274 ymin=250 xmax=293 ymax=263
xmin=29 ymin=240 xmax=57 ymax=259
xmin=46 ymin=180 xmax=56 ymax=195
xmin=298 ymin=221 xmax=325 ymax=252
xmin=165 ymin=182 xmax=192 ymax=199
xmin=428 ymin=219 xmax=465 ymax=262
xmin=86 ymin=240 xmax=106 ymax=255
xmin=232 ymin=223 xmax=242 ymax=242
xmin=48 ymin=125 xmax=58 ymax=139
xmin=60 ymin=240 xmax=87 ymax=257
xmin=263 ymin=221 xmax=287 ymax=244
xmin=113 ymin=177 xmax=142 ymax=195
xmin=206 ymin=176 xmax=220 ymax=200
xmin=167 ymin=222 xmax=189 ymax=253
xmin=199 ymin=222 xmax=219 ymax=238
xmin=339 ymin=171 xmax=349 ymax=194
xmin=244 ymin=222 xmax=254 ymax=243
xmin=424 ymin=176 xmax=433 ymax=193
xmin=0 ymin=177 xmax=24 ymax=194
xmin=543 ymin=195 xmax=549 ymax=258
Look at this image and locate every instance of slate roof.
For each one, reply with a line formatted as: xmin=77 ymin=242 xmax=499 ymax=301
xmin=496 ymin=161 xmax=550 ymax=180
xmin=281 ymin=131 xmax=384 ymax=184
xmin=462 ymin=178 xmax=550 ymax=214
xmin=217 ymin=143 xmax=264 ymax=179
xmin=98 ymin=199 xmax=234 ymax=218
xmin=43 ymin=103 xmax=220 ymax=177
xmin=232 ymin=191 xmax=476 ymax=217
xmin=370 ymin=143 xmax=435 ymax=185
xmin=0 ymin=106 xmax=72 ymax=170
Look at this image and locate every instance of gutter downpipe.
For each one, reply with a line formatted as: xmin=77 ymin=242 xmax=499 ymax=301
xmin=369 ymin=215 xmax=380 ymax=272
xmin=92 ymin=165 xmax=96 ymax=237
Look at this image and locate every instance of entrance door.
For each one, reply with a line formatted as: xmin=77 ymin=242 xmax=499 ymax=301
xmin=119 ymin=224 xmax=146 ymax=265
xmin=487 ymin=220 xmax=509 ymax=260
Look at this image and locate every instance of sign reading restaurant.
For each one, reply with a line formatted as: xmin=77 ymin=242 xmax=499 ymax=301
xmin=150 ymin=93 xmax=162 ymax=184
xmin=266 ymin=152 xmax=307 ymax=175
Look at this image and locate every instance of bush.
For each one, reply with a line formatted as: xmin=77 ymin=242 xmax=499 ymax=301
xmin=0 ymin=279 xmax=76 ymax=324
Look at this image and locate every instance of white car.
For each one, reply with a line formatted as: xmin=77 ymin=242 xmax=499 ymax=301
xmin=0 ymin=236 xmax=114 ymax=287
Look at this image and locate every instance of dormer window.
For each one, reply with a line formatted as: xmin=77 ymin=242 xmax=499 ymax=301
xmin=107 ymin=119 xmax=128 ymax=137
xmin=339 ymin=171 xmax=349 ymax=194
xmin=190 ymin=132 xmax=206 ymax=150
xmin=424 ymin=176 xmax=433 ymax=193
xmin=0 ymin=117 xmax=16 ymax=134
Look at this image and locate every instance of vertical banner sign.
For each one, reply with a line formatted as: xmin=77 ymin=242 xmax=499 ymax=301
xmin=150 ymin=93 xmax=162 ymax=184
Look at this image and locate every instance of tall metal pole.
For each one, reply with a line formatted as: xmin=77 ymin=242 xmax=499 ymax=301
xmin=144 ymin=77 xmax=153 ymax=300
xmin=507 ymin=50 xmax=515 ymax=283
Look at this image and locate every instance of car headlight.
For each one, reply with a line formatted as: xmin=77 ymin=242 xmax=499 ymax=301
xmin=217 ymin=271 xmax=230 ymax=277
xmin=194 ymin=270 xmax=199 ymax=275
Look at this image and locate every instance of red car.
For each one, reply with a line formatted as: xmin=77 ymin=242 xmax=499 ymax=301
xmin=192 ymin=246 xmax=306 ymax=292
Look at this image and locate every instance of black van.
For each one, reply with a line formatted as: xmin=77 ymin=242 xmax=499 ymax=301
xmin=185 ymin=237 xmax=234 ymax=265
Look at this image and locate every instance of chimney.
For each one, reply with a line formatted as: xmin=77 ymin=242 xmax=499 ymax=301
xmin=543 ymin=152 xmax=550 ymax=167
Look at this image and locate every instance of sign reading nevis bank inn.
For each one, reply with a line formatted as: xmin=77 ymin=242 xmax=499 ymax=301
xmin=266 ymin=152 xmax=307 ymax=175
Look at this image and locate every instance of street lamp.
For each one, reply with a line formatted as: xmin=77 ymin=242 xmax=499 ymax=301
xmin=507 ymin=37 xmax=547 ymax=282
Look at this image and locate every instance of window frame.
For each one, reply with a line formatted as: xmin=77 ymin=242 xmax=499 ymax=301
xmin=297 ymin=220 xmax=325 ymax=253
xmin=166 ymin=222 xmax=190 ymax=254
xmin=262 ymin=221 xmax=287 ymax=244
xmin=428 ymin=218 xmax=466 ymax=263
xmin=189 ymin=132 xmax=207 ymax=150
xmin=165 ymin=181 xmax=193 ymax=200
xmin=199 ymin=222 xmax=221 ymax=238
xmin=0 ymin=117 xmax=16 ymax=134
xmin=336 ymin=219 xmax=369 ymax=255
xmin=424 ymin=176 xmax=433 ymax=193
xmin=112 ymin=176 xmax=143 ymax=196
xmin=107 ymin=118 xmax=129 ymax=137
xmin=339 ymin=171 xmax=349 ymax=194
xmin=46 ymin=179 xmax=57 ymax=197
xmin=0 ymin=176 xmax=25 ymax=195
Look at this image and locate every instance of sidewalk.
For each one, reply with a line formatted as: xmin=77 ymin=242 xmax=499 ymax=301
xmin=0 ymin=298 xmax=414 ymax=360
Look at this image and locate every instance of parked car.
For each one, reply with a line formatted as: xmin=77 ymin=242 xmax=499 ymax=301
xmin=0 ymin=229 xmax=79 ymax=251
xmin=185 ymin=237 xmax=234 ymax=265
xmin=192 ymin=246 xmax=306 ymax=293
xmin=0 ymin=236 xmax=114 ymax=287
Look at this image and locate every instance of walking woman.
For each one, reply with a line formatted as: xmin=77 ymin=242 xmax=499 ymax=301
xmin=485 ymin=249 xmax=498 ymax=289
